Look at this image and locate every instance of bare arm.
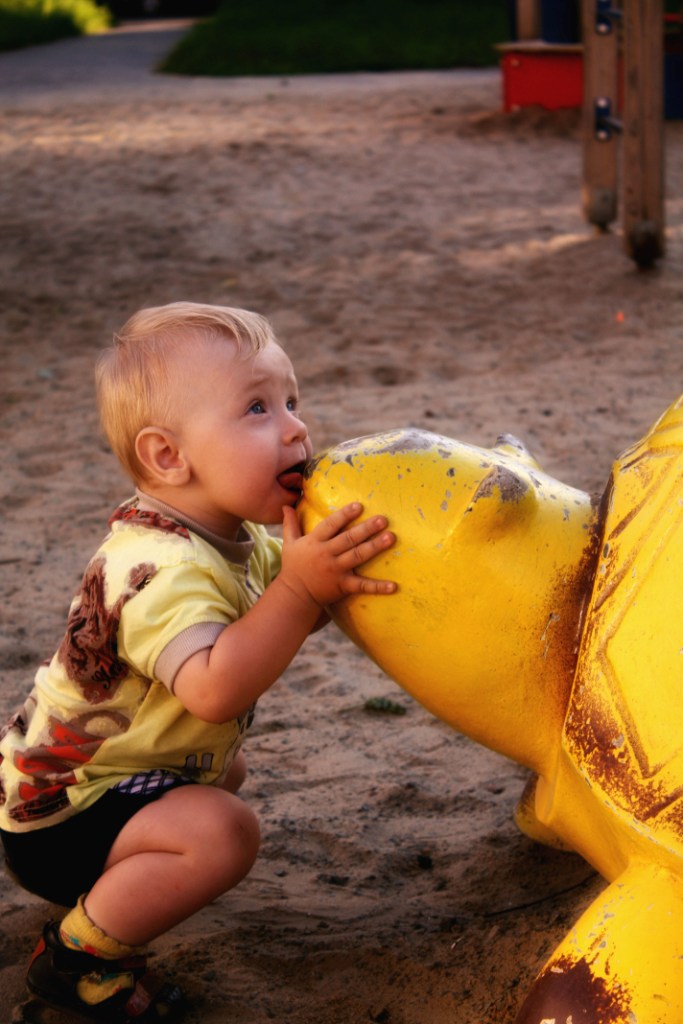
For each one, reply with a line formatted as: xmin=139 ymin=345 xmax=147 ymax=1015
xmin=173 ymin=502 xmax=395 ymax=722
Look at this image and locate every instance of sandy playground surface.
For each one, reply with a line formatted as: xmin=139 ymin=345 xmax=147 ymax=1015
xmin=0 ymin=19 xmax=682 ymax=1024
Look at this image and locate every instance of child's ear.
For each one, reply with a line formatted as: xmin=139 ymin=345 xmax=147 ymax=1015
xmin=135 ymin=427 xmax=190 ymax=486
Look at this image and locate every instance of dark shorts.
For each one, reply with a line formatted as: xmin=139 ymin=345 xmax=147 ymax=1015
xmin=0 ymin=781 xmax=191 ymax=908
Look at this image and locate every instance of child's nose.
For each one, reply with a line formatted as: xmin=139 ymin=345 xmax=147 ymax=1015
xmin=284 ymin=410 xmax=308 ymax=442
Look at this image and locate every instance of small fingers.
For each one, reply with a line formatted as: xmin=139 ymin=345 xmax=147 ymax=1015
xmin=345 ymin=529 xmax=395 ymax=568
xmin=314 ymin=502 xmax=364 ymax=540
xmin=335 ymin=511 xmax=395 ymax=567
xmin=316 ymin=504 xmax=393 ymax=559
xmin=339 ymin=528 xmax=397 ymax=596
xmin=334 ymin=515 xmax=392 ymax=556
xmin=343 ymin=574 xmax=397 ymax=596
xmin=312 ymin=505 xmax=398 ymax=599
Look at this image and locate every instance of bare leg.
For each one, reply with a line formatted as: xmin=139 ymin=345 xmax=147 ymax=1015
xmin=82 ymin=782 xmax=260 ymax=947
xmin=222 ymin=748 xmax=247 ymax=793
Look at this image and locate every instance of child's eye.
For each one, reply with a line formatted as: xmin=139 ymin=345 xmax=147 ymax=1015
xmin=286 ymin=397 xmax=299 ymax=412
xmin=248 ymin=401 xmax=265 ymax=415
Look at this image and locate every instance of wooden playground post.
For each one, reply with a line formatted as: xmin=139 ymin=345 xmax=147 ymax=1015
xmin=516 ymin=0 xmax=540 ymax=40
xmin=622 ymin=0 xmax=665 ymax=264
xmin=581 ymin=0 xmax=619 ymax=228
xmin=581 ymin=0 xmax=665 ymax=266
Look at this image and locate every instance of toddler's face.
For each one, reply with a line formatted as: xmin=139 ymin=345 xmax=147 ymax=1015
xmin=173 ymin=338 xmax=312 ymax=536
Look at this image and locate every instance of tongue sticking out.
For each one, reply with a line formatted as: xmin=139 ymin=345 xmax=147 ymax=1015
xmin=278 ymin=464 xmax=305 ymax=494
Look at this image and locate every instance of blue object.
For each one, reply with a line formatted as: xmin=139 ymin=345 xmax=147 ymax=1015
xmin=665 ymin=53 xmax=683 ymax=119
xmin=541 ymin=0 xmax=580 ymax=43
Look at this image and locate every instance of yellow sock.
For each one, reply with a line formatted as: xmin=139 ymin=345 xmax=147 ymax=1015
xmin=59 ymin=895 xmax=145 ymax=1007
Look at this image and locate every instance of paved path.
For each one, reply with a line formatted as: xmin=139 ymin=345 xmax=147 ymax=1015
xmin=0 ymin=20 xmax=498 ymax=110
xmin=0 ymin=19 xmax=200 ymax=105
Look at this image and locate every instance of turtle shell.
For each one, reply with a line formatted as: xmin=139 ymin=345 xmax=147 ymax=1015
xmin=562 ymin=396 xmax=683 ymax=867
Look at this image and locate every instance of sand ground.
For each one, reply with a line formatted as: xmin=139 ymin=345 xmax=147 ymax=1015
xmin=0 ymin=20 xmax=682 ymax=1023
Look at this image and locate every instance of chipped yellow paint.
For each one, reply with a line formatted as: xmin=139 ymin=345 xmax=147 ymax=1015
xmin=300 ymin=429 xmax=598 ymax=770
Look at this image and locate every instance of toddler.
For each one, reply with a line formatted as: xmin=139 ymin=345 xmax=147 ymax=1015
xmin=0 ymin=302 xmax=396 ymax=1022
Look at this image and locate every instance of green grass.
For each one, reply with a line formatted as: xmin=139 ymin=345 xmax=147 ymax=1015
xmin=0 ymin=0 xmax=111 ymax=53
xmin=160 ymin=0 xmax=509 ymax=77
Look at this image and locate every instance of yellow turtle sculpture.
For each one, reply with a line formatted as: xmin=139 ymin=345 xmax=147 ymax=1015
xmin=298 ymin=394 xmax=683 ymax=1024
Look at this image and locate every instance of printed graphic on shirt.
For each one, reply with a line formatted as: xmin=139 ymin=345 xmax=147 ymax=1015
xmin=110 ymin=502 xmax=191 ymax=540
xmin=58 ymin=557 xmax=157 ymax=703
xmin=11 ymin=711 xmax=131 ymax=823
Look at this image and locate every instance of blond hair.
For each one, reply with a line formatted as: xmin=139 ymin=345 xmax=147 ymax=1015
xmin=96 ymin=301 xmax=277 ymax=483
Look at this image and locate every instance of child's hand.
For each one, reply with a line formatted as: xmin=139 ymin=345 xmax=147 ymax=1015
xmin=280 ymin=502 xmax=397 ymax=609
xmin=175 ymin=504 xmax=396 ymax=722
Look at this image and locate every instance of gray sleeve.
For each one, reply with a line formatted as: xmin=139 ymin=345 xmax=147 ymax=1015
xmin=154 ymin=622 xmax=227 ymax=692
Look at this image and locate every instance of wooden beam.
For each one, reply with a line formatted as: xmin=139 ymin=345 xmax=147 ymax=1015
xmin=581 ymin=0 xmax=619 ymax=228
xmin=516 ymin=0 xmax=540 ymax=40
xmin=622 ymin=0 xmax=665 ymax=265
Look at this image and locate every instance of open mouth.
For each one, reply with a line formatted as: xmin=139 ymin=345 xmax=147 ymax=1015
xmin=277 ymin=461 xmax=307 ymax=496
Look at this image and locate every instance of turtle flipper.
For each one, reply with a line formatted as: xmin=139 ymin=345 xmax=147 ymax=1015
xmin=514 ymin=862 xmax=683 ymax=1023
xmin=513 ymin=774 xmax=573 ymax=851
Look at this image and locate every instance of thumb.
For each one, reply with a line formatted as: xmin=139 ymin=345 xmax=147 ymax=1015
xmin=281 ymin=504 xmax=302 ymax=545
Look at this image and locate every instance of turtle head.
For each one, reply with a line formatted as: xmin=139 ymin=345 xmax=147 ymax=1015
xmin=299 ymin=429 xmax=600 ymax=769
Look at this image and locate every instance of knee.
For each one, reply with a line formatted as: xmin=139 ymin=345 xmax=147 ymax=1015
xmin=200 ymin=793 xmax=260 ymax=879
xmin=228 ymin=797 xmax=260 ymax=862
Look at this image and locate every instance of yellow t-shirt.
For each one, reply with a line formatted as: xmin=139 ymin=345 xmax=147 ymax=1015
xmin=0 ymin=496 xmax=282 ymax=832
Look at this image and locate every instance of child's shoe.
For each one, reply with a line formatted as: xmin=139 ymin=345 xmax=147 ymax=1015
xmin=26 ymin=922 xmax=184 ymax=1022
